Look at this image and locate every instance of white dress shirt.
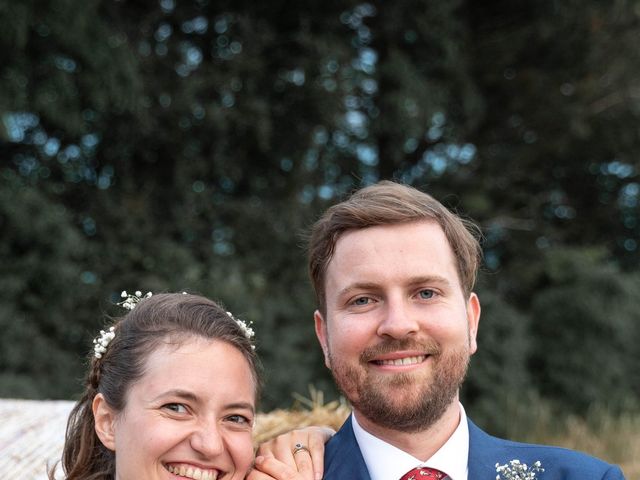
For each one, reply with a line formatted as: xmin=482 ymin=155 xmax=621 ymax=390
xmin=351 ymin=403 xmax=469 ymax=480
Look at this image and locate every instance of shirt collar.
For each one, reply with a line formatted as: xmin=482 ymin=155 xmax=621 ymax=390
xmin=351 ymin=403 xmax=469 ymax=480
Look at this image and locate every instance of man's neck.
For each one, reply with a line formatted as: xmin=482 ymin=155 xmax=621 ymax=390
xmin=353 ymin=400 xmax=462 ymax=461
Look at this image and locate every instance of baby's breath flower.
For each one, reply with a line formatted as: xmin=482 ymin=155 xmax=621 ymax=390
xmin=495 ymin=459 xmax=544 ymax=480
xmin=94 ymin=289 xmax=152 ymax=359
xmin=117 ymin=290 xmax=153 ymax=311
xmin=93 ymin=326 xmax=115 ymax=358
xmin=227 ymin=311 xmax=255 ymax=341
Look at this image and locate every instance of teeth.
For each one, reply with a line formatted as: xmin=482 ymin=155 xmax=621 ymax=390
xmin=166 ymin=464 xmax=218 ymax=480
xmin=379 ymin=355 xmax=425 ymax=366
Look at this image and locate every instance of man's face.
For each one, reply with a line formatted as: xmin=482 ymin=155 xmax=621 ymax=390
xmin=315 ymin=220 xmax=480 ymax=433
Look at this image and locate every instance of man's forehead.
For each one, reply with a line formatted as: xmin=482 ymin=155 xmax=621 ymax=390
xmin=327 ymin=221 xmax=457 ymax=278
xmin=332 ymin=221 xmax=450 ymax=254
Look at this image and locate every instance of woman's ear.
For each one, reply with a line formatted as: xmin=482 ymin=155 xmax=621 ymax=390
xmin=92 ymin=393 xmax=117 ymax=451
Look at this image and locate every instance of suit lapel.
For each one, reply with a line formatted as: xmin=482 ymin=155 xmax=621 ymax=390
xmin=324 ymin=416 xmax=511 ymax=479
xmin=467 ymin=419 xmax=505 ymax=479
xmin=324 ymin=415 xmax=371 ymax=480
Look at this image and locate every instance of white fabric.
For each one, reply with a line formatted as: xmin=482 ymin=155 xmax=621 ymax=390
xmin=352 ymin=403 xmax=469 ymax=480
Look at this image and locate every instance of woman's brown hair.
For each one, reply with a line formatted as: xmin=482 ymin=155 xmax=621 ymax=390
xmin=50 ymin=293 xmax=260 ymax=480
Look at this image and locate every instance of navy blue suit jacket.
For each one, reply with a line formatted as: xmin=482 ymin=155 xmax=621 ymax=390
xmin=323 ymin=415 xmax=625 ymax=479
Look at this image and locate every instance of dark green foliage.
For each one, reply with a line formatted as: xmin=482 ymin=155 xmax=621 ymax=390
xmin=0 ymin=173 xmax=94 ymax=398
xmin=463 ymin=288 xmax=532 ymax=435
xmin=0 ymin=0 xmax=638 ymax=416
xmin=529 ymin=248 xmax=640 ymax=412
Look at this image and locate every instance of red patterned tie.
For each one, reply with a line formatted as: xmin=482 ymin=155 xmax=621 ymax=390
xmin=399 ymin=467 xmax=447 ymax=480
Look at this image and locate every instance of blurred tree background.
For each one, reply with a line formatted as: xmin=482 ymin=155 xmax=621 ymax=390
xmin=1 ymin=0 xmax=639 ymax=436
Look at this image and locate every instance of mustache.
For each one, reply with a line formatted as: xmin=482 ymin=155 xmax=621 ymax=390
xmin=360 ymin=338 xmax=441 ymax=363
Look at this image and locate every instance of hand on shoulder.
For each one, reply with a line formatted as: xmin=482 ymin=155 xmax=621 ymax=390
xmin=249 ymin=426 xmax=335 ymax=480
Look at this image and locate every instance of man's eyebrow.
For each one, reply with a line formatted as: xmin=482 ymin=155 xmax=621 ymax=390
xmin=407 ymin=275 xmax=454 ymax=288
xmin=337 ymin=282 xmax=381 ymax=298
xmin=338 ymin=276 xmax=454 ymax=297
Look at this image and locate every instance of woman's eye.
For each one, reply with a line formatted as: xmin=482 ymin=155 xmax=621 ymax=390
xmin=227 ymin=414 xmax=251 ymax=425
xmin=418 ymin=289 xmax=435 ymax=300
xmin=163 ymin=403 xmax=187 ymax=413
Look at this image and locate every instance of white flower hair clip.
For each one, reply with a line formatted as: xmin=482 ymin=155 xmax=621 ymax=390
xmin=93 ymin=326 xmax=115 ymax=359
xmin=93 ymin=290 xmax=152 ymax=359
xmin=226 ymin=311 xmax=255 ymax=344
xmin=117 ymin=290 xmax=153 ymax=310
xmin=496 ymin=459 xmax=544 ymax=480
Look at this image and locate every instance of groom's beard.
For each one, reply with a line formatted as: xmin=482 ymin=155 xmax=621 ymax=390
xmin=327 ymin=338 xmax=470 ymax=433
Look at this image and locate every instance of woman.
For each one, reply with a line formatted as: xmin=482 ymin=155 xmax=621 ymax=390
xmin=51 ymin=292 xmax=328 ymax=480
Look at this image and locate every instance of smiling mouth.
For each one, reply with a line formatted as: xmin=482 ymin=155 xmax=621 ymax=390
xmin=372 ymin=355 xmax=427 ymax=366
xmin=166 ymin=463 xmax=219 ymax=480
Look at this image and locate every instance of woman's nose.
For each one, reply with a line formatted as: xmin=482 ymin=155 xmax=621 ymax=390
xmin=190 ymin=421 xmax=224 ymax=457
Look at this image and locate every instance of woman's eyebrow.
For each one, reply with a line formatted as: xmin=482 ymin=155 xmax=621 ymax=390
xmin=224 ymin=402 xmax=255 ymax=414
xmin=150 ymin=389 xmax=199 ymax=403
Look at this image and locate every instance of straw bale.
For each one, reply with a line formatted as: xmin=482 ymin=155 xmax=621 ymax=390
xmin=0 ymin=395 xmax=350 ymax=478
xmin=254 ymin=397 xmax=350 ymax=444
xmin=0 ymin=398 xmax=73 ymax=479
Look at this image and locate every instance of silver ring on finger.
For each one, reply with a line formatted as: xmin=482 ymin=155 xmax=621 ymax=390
xmin=292 ymin=443 xmax=311 ymax=456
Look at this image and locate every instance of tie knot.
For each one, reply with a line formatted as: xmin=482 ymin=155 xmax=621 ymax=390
xmin=399 ymin=467 xmax=447 ymax=480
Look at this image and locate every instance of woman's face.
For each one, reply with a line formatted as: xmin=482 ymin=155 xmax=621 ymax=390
xmin=94 ymin=337 xmax=256 ymax=480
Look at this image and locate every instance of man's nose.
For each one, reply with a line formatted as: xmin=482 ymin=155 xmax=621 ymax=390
xmin=376 ymin=297 xmax=419 ymax=339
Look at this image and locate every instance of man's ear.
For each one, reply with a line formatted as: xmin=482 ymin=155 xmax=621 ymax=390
xmin=92 ymin=393 xmax=117 ymax=451
xmin=466 ymin=292 xmax=481 ymax=355
xmin=314 ymin=310 xmax=331 ymax=369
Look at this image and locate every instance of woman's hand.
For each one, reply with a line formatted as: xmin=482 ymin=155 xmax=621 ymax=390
xmin=248 ymin=426 xmax=335 ymax=480
xmin=247 ymin=456 xmax=309 ymax=480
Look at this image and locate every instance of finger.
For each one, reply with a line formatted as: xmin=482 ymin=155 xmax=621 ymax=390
xmin=247 ymin=468 xmax=281 ymax=480
xmin=292 ymin=445 xmax=315 ymax=480
xmin=257 ymin=435 xmax=297 ymax=468
xmin=253 ymin=455 xmax=301 ymax=480
xmin=307 ymin=427 xmax=335 ymax=480
xmin=246 ymin=467 xmax=266 ymax=480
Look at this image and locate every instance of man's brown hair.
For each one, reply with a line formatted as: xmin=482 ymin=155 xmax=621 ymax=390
xmin=308 ymin=181 xmax=482 ymax=313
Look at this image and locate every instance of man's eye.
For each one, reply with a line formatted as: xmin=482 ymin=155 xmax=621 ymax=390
xmin=163 ymin=403 xmax=187 ymax=413
xmin=353 ymin=297 xmax=370 ymax=306
xmin=419 ymin=290 xmax=434 ymax=299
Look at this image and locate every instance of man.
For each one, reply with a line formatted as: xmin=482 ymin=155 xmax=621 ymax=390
xmin=306 ymin=181 xmax=624 ymax=479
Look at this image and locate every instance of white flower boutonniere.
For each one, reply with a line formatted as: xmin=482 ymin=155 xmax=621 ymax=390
xmin=495 ymin=459 xmax=544 ymax=480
